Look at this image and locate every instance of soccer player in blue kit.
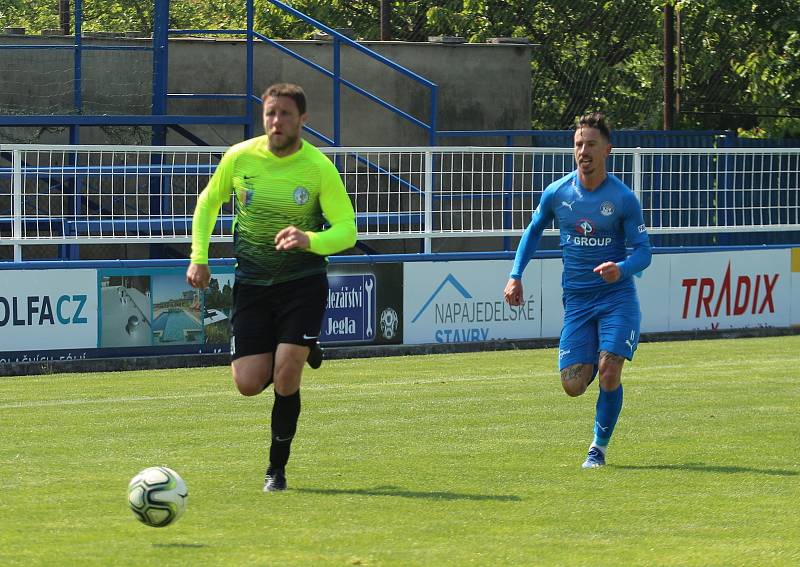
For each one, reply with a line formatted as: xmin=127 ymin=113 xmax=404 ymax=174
xmin=503 ymin=113 xmax=652 ymax=468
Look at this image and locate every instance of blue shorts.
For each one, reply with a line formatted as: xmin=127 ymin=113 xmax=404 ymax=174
xmin=558 ymin=282 xmax=641 ymax=371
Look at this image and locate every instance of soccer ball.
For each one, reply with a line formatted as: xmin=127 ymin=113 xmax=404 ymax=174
xmin=127 ymin=466 xmax=188 ymax=527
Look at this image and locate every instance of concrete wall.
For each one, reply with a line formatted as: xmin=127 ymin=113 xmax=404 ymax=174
xmin=0 ymin=34 xmax=532 ymax=146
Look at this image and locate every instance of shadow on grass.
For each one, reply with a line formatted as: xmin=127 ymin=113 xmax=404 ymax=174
xmin=612 ymin=463 xmax=798 ymax=476
xmin=296 ymin=485 xmax=521 ymax=501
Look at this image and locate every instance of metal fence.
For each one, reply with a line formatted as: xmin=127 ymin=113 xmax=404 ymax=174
xmin=2 ymin=144 xmax=799 ymax=261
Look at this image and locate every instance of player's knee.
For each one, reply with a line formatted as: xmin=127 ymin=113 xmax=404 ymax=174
xmin=598 ymin=351 xmax=624 ymax=391
xmin=272 ymin=368 xmax=302 ymax=397
xmin=232 ymin=367 xmax=269 ymax=396
xmin=561 ymin=381 xmax=586 ymax=397
xmin=598 ymin=373 xmax=622 ymax=392
xmin=560 ymin=365 xmax=590 ymax=397
xmin=233 ymin=377 xmax=263 ymax=396
xmin=231 ymin=355 xmax=272 ymax=396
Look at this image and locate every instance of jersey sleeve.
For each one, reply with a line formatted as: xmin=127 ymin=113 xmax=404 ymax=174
xmin=616 ymin=191 xmax=652 ymax=279
xmin=306 ymin=159 xmax=357 ymax=256
xmin=510 ymin=187 xmax=556 ymax=279
xmin=190 ymin=149 xmax=236 ymax=264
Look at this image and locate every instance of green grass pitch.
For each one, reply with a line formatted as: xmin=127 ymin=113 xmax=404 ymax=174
xmin=1 ymin=335 xmax=798 ymax=566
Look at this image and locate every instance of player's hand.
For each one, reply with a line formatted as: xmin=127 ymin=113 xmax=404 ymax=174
xmin=593 ymin=261 xmax=621 ymax=283
xmin=275 ymin=225 xmax=310 ymax=251
xmin=504 ymin=278 xmax=524 ymax=306
xmin=186 ymin=263 xmax=211 ymax=289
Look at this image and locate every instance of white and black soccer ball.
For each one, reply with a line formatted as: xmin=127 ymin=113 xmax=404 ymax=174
xmin=127 ymin=466 xmax=188 ymax=528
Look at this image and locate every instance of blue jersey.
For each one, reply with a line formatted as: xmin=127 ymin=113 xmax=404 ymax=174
xmin=511 ymin=171 xmax=652 ymax=292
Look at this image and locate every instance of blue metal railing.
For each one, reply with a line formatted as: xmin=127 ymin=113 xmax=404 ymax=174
xmin=0 ymin=0 xmax=439 ymax=148
xmin=252 ymin=0 xmax=438 ymax=146
xmin=4 ymin=1 xmax=799 ymax=151
xmin=0 ymin=0 xmax=444 ymax=257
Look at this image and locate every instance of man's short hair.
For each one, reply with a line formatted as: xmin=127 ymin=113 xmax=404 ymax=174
xmin=577 ymin=112 xmax=612 ymax=142
xmin=262 ymin=83 xmax=307 ymax=115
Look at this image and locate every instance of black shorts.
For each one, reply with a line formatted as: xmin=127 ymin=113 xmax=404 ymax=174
xmin=230 ymin=274 xmax=328 ymax=360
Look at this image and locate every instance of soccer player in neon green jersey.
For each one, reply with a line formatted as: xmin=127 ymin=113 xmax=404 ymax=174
xmin=186 ymin=83 xmax=357 ymax=492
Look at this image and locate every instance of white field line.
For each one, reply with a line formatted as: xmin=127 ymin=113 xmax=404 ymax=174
xmin=0 ymin=355 xmax=796 ymax=410
xmin=0 ymin=373 xmax=542 ymax=410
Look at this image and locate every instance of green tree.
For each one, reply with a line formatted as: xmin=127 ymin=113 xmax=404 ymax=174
xmin=2 ymin=0 xmax=798 ymax=136
xmin=677 ymin=0 xmax=800 ymax=136
xmin=0 ymin=0 xmax=60 ymax=31
xmin=414 ymin=0 xmax=800 ymax=135
xmin=412 ymin=0 xmax=665 ymax=129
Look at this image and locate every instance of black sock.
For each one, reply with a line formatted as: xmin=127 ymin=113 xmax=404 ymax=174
xmin=269 ymin=389 xmax=301 ymax=469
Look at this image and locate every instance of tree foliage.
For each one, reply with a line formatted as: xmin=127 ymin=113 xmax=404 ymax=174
xmin=1 ymin=0 xmax=798 ymax=136
xmin=677 ymin=0 xmax=800 ymax=136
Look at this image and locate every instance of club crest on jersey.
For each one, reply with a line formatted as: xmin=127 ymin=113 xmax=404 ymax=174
xmin=600 ymin=201 xmax=615 ymax=216
xmin=576 ymin=218 xmax=594 ymax=235
xmin=293 ymin=186 xmax=309 ymax=205
xmin=237 ymin=188 xmax=254 ymax=206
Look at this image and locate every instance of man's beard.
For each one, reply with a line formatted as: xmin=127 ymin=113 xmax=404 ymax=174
xmin=269 ymin=133 xmax=299 ymax=153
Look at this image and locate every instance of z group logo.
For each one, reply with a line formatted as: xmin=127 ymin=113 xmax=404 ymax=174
xmin=576 ymin=218 xmax=594 ymax=235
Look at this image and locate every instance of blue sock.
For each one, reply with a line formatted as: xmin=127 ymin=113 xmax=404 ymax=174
xmin=592 ymin=384 xmax=623 ymax=451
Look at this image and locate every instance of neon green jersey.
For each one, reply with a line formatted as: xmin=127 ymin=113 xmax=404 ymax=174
xmin=191 ymin=136 xmax=356 ymax=286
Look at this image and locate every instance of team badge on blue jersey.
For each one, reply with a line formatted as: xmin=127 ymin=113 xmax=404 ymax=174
xmin=293 ymin=186 xmax=309 ymax=205
xmin=600 ymin=201 xmax=615 ymax=216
